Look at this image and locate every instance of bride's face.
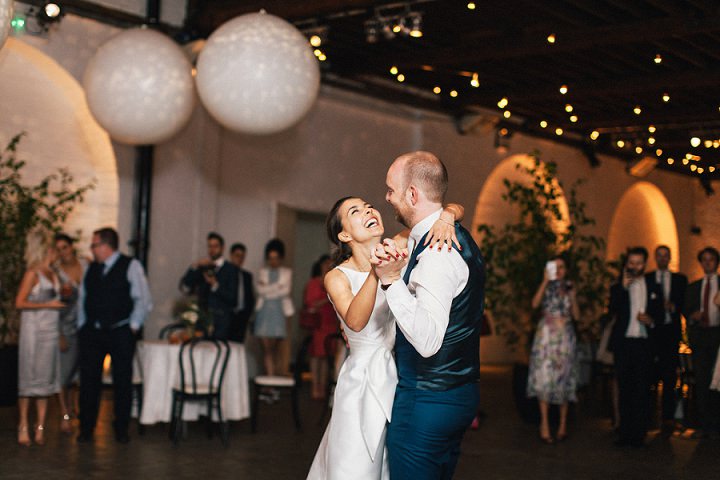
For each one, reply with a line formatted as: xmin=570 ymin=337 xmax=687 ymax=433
xmin=338 ymin=198 xmax=384 ymax=244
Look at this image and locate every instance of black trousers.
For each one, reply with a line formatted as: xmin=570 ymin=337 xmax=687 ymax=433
xmin=615 ymin=338 xmax=653 ymax=443
xmin=78 ymin=324 xmax=136 ymax=436
xmin=688 ymin=326 xmax=720 ymax=432
xmin=651 ymin=324 xmax=679 ymax=421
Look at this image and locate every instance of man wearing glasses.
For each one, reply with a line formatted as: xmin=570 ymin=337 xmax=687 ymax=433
xmin=77 ymin=227 xmax=152 ymax=444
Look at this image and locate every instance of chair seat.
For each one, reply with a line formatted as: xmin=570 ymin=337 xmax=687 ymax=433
xmin=173 ymin=384 xmax=217 ymax=395
xmin=254 ymin=375 xmax=295 ymax=387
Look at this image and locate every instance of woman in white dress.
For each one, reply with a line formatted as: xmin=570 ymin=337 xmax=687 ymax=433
xmin=15 ymin=231 xmax=65 ymax=446
xmin=307 ymin=197 xmax=462 ymax=480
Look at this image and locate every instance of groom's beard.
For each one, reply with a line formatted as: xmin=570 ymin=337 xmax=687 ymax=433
xmin=394 ymin=211 xmax=410 ymax=228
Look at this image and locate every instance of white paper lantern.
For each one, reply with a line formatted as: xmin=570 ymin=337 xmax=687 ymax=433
xmin=0 ymin=0 xmax=13 ymax=51
xmin=196 ymin=11 xmax=320 ymax=135
xmin=83 ymin=28 xmax=195 ymax=145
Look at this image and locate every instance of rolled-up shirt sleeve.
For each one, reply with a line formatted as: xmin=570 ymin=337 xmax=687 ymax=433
xmin=128 ymin=259 xmax=153 ymax=331
xmin=384 ymin=248 xmax=468 ymax=358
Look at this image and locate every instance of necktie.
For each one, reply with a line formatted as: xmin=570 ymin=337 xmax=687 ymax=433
xmin=701 ymin=277 xmax=710 ymax=327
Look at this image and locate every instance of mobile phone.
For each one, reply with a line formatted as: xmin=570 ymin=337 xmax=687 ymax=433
xmin=545 ymin=261 xmax=557 ymax=281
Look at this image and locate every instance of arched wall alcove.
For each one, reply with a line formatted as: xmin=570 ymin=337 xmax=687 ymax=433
xmin=471 ymin=154 xmax=570 ymax=363
xmin=607 ymin=181 xmax=679 ymax=271
xmin=0 ymin=38 xmax=118 ymax=248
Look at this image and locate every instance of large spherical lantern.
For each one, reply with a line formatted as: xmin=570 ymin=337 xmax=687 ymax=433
xmin=0 ymin=0 xmax=13 ymax=51
xmin=83 ymin=28 xmax=195 ymax=145
xmin=196 ymin=11 xmax=320 ymax=135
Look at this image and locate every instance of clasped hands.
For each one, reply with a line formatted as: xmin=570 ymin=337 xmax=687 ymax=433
xmin=370 ymin=238 xmax=409 ymax=287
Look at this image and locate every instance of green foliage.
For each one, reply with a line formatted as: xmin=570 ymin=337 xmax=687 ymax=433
xmin=477 ymin=153 xmax=614 ymax=357
xmin=0 ymin=133 xmax=95 ymax=346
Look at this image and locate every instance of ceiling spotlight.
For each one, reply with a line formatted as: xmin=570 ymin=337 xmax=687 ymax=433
xmin=37 ymin=2 xmax=63 ymax=26
xmin=467 ymin=3 xmax=476 ymax=10
xmin=648 ymin=125 xmax=656 ymax=133
xmin=389 ymin=66 xmax=398 ymax=75
xmin=318 ymin=53 xmax=327 ymax=62
xmin=590 ymin=130 xmax=599 ymax=140
xmin=682 ymin=158 xmax=689 ymax=165
xmin=648 ymin=137 xmax=656 ymax=145
xmin=365 ymin=19 xmax=379 ymax=43
xmin=392 ymin=22 xmax=403 ymax=34
xmin=617 ymin=140 xmax=625 ymax=148
xmin=662 ymin=93 xmax=670 ymax=102
xmin=667 ymin=158 xmax=674 ymax=165
xmin=433 ymin=86 xmax=441 ymax=94
xmin=691 ymin=164 xmax=697 ymax=172
xmin=635 ymin=146 xmax=643 ymax=154
xmin=497 ymin=97 xmax=509 ymax=109
xmin=450 ymin=90 xmax=458 ymax=98
xmin=690 ymin=137 xmax=701 ymax=147
xmin=555 ymin=128 xmax=563 ymax=136
xmin=656 ymin=149 xmax=663 ymax=156
xmin=633 ymin=106 xmax=642 ymax=115
xmin=409 ymin=14 xmax=423 ymax=38
xmin=547 ymin=33 xmax=556 ymax=44
xmin=654 ymin=53 xmax=662 ymax=64
xmin=570 ymin=115 xmax=578 ymax=123
xmin=698 ymin=167 xmax=704 ymax=174
xmin=559 ymin=84 xmax=568 ymax=94
xmin=565 ymin=104 xmax=573 ymax=112
xmin=470 ymin=73 xmax=480 ymax=88
xmin=309 ymin=35 xmax=322 ymax=47
xmin=709 ymin=166 xmax=716 ymax=172
xmin=397 ymin=73 xmax=405 ymax=82
xmin=503 ymin=110 xmax=512 ymax=118
xmin=540 ymin=120 xmax=548 ymax=128
xmin=705 ymin=140 xmax=713 ymax=148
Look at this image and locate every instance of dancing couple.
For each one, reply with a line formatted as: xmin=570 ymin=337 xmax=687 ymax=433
xmin=307 ymin=151 xmax=485 ymax=480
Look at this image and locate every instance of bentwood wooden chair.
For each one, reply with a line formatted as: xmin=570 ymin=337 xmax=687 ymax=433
xmin=169 ymin=338 xmax=230 ymax=446
xmin=251 ymin=335 xmax=312 ymax=433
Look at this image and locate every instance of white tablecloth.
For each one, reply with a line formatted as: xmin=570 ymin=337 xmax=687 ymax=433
xmin=137 ymin=340 xmax=250 ymax=425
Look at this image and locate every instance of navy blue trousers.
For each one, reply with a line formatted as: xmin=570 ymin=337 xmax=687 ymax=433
xmin=387 ymin=383 xmax=479 ymax=480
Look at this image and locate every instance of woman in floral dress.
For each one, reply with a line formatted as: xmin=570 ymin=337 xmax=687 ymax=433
xmin=527 ymin=257 xmax=580 ymax=444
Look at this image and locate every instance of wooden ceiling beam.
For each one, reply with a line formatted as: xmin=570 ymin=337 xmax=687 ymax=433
xmin=395 ymin=14 xmax=720 ymax=67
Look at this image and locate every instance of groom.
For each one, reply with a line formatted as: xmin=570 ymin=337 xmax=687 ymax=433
xmin=373 ymin=151 xmax=485 ymax=479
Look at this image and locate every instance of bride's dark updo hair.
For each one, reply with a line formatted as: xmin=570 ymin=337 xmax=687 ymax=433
xmin=326 ymin=196 xmax=356 ymax=266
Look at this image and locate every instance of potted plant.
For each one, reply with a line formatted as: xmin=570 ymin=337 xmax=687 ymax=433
xmin=476 ymin=153 xmax=613 ymax=421
xmin=0 ymin=133 xmax=94 ymax=405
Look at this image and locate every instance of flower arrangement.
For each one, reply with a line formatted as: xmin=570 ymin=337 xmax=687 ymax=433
xmin=172 ymin=297 xmax=213 ymax=340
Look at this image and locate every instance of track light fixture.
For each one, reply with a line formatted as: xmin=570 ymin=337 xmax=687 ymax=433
xmin=364 ymin=4 xmax=424 ymax=43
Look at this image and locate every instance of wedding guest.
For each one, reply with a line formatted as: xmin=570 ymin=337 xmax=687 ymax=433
xmin=646 ymin=245 xmax=687 ymax=436
xmin=15 ymin=230 xmax=65 ymax=446
xmin=229 ymin=242 xmax=255 ymax=343
xmin=255 ymin=239 xmax=294 ymax=385
xmin=608 ymin=247 xmax=664 ymax=447
xmin=77 ymin=228 xmax=152 ymax=444
xmin=303 ymin=254 xmax=338 ymax=400
xmin=180 ymin=232 xmax=238 ymax=340
xmin=683 ymin=246 xmax=720 ymax=439
xmin=527 ymin=256 xmax=580 ymax=443
xmin=53 ymin=233 xmax=88 ymax=435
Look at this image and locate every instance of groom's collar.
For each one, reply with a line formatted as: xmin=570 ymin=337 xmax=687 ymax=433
xmin=409 ymin=208 xmax=443 ymax=248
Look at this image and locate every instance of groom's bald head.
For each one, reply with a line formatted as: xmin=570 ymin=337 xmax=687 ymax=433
xmin=391 ymin=151 xmax=448 ymax=203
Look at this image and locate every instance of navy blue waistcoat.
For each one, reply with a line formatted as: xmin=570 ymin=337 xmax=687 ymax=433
xmin=84 ymin=254 xmax=133 ymax=329
xmin=395 ymin=223 xmax=485 ymax=391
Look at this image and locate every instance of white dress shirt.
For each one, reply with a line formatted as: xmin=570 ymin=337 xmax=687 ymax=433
xmin=656 ymin=269 xmax=672 ymax=325
xmin=384 ymin=209 xmax=469 ymax=358
xmin=701 ymin=274 xmax=719 ymax=327
xmin=626 ymin=278 xmax=648 ymax=338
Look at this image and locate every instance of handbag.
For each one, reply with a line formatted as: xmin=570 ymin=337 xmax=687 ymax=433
xmin=299 ymin=305 xmax=321 ymax=329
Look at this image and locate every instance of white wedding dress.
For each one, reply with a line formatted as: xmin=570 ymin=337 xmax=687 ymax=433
xmin=307 ymin=266 xmax=398 ymax=480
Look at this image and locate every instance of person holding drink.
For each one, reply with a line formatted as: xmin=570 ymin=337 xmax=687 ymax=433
xmin=527 ymin=256 xmax=580 ymax=444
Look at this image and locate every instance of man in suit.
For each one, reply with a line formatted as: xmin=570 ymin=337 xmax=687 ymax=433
xmin=374 ymin=151 xmax=484 ymax=479
xmin=77 ymin=227 xmax=152 ymax=444
xmin=229 ymin=242 xmax=255 ymax=343
xmin=683 ymin=246 xmax=720 ymax=439
xmin=608 ymin=247 xmax=664 ymax=447
xmin=646 ymin=245 xmax=687 ymax=435
xmin=180 ymin=232 xmax=238 ymax=340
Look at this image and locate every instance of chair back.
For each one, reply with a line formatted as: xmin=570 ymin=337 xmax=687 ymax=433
xmin=292 ymin=336 xmax=314 ymax=385
xmin=178 ymin=338 xmax=230 ymax=397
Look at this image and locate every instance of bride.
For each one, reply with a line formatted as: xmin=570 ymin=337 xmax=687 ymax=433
xmin=307 ymin=196 xmax=462 ymax=480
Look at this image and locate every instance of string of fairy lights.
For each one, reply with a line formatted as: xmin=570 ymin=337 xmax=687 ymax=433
xmin=379 ymin=2 xmax=718 ymax=178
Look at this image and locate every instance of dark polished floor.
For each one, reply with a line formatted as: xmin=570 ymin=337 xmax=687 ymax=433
xmin=1 ymin=365 xmax=718 ymax=479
